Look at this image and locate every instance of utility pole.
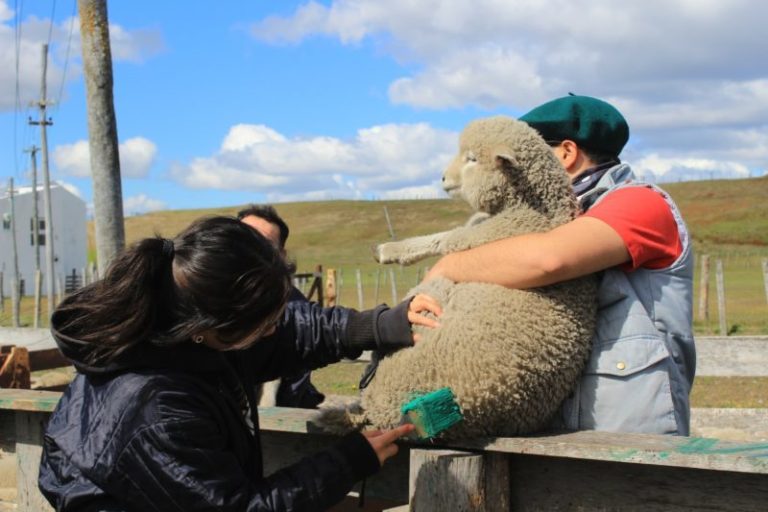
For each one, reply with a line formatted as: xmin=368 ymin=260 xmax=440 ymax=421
xmin=24 ymin=145 xmax=42 ymax=328
xmin=8 ymin=178 xmax=21 ymax=327
xmin=29 ymin=44 xmax=56 ymax=320
xmin=24 ymin=145 xmax=41 ymax=272
xmin=78 ymin=0 xmax=125 ymax=271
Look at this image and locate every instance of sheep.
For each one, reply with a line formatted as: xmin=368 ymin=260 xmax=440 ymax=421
xmin=326 ymin=116 xmax=598 ymax=439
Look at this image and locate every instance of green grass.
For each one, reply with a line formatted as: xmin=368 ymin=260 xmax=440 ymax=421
xmin=3 ymin=177 xmax=767 ymax=333
xmin=312 ymin=361 xmax=768 ymax=408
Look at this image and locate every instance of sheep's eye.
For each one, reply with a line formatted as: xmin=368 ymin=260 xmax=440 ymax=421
xmin=466 ymin=151 xmax=477 ymax=163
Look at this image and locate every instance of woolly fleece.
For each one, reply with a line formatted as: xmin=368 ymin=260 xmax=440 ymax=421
xmin=330 ymin=116 xmax=598 ymax=438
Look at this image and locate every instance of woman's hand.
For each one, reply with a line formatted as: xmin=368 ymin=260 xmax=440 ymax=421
xmin=408 ymin=293 xmax=442 ymax=343
xmin=362 ymin=424 xmax=416 ymax=466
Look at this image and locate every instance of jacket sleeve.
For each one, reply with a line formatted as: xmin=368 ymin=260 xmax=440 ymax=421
xmin=104 ymin=415 xmax=380 ymax=512
xmin=247 ymin=297 xmax=414 ymax=382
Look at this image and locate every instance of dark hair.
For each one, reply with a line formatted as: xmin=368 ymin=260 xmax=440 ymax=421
xmin=55 ymin=216 xmax=294 ymax=364
xmin=546 ymin=140 xmax=619 ymax=166
xmin=236 ymin=204 xmax=289 ymax=249
xmin=581 ymin=147 xmax=620 ymax=166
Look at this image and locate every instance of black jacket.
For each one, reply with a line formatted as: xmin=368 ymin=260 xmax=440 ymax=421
xmin=39 ymin=298 xmax=412 ymax=511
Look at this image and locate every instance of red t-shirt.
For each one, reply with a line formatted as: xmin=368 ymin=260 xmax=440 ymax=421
xmin=583 ymin=187 xmax=682 ymax=271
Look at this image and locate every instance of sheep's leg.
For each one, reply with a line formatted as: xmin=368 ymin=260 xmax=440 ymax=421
xmin=374 ymin=213 xmax=491 ymax=265
xmin=375 ymin=231 xmax=452 ymax=265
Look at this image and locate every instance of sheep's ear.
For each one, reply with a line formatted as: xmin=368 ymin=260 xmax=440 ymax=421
xmin=494 ymin=150 xmax=519 ymax=172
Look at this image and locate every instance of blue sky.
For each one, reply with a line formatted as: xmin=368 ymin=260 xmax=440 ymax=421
xmin=2 ymin=1 xmax=767 ymax=215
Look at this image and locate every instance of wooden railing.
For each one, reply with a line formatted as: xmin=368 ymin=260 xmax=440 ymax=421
xmin=1 ymin=334 xmax=767 ymax=510
xmin=1 ymin=392 xmax=768 ymax=511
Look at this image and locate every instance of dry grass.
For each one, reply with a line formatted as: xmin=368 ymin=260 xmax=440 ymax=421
xmin=313 ymin=362 xmax=768 ymax=409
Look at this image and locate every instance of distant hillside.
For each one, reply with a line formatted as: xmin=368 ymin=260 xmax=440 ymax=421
xmin=662 ymin=176 xmax=768 ymax=251
xmin=88 ymin=176 xmax=768 ymax=270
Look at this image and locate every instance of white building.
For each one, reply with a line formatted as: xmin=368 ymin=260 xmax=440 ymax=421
xmin=0 ymin=184 xmax=87 ymax=297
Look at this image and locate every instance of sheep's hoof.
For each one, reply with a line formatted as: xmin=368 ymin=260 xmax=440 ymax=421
xmin=375 ymin=243 xmax=398 ymax=264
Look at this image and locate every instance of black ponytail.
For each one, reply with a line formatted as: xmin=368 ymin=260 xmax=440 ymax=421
xmin=54 ymin=216 xmax=293 ymax=365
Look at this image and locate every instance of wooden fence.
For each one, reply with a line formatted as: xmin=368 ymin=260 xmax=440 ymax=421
xmin=1 ymin=332 xmax=767 ymax=510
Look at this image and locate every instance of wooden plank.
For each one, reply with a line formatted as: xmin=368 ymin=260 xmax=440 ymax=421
xmin=15 ymin=411 xmax=53 ymax=512
xmin=261 ymin=430 xmax=409 ymax=505
xmin=408 ymin=449 xmax=509 ymax=512
xmin=691 ymin=408 xmax=768 ymax=442
xmin=508 ymin=453 xmax=768 ymax=511
xmin=0 ymin=390 xmax=60 ymax=413
xmin=0 ymin=329 xmax=56 ymax=352
xmin=27 ymin=349 xmax=69 ymax=373
xmin=696 ymin=336 xmax=768 ymax=376
xmin=444 ymin=431 xmax=768 ymax=475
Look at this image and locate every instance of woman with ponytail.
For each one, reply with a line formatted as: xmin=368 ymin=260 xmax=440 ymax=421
xmin=39 ymin=215 xmax=441 ymax=512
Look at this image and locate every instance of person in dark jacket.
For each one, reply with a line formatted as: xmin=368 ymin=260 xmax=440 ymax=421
xmin=38 ymin=216 xmax=441 ymax=512
xmin=237 ymin=204 xmax=326 ymax=409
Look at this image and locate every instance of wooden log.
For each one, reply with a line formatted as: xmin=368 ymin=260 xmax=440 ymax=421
xmin=325 ymin=268 xmax=337 ymax=307
xmin=0 ymin=347 xmax=30 ymax=389
xmin=409 ymin=448 xmax=509 ymax=512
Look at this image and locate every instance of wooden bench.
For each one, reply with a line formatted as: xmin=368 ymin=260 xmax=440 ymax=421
xmin=2 ymin=389 xmax=768 ymax=511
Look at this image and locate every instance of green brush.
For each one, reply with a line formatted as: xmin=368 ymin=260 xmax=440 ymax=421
xmin=400 ymin=387 xmax=463 ymax=439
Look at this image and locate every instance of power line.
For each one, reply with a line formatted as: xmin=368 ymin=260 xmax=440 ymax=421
xmin=46 ymin=0 xmax=58 ymax=47
xmin=54 ymin=0 xmax=78 ymax=112
xmin=13 ymin=0 xmax=26 ymax=179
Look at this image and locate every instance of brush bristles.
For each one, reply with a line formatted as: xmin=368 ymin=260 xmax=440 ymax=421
xmin=401 ymin=387 xmax=463 ymax=438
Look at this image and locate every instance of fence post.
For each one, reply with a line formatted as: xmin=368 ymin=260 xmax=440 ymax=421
xmin=374 ymin=268 xmax=381 ymax=305
xmin=762 ymin=258 xmax=768 ymax=307
xmin=698 ymin=254 xmax=709 ymax=323
xmin=716 ymin=259 xmax=727 ymax=336
xmin=34 ymin=270 xmax=42 ymax=329
xmin=325 ymin=268 xmax=337 ymax=307
xmin=355 ymin=269 xmax=364 ymax=310
xmin=0 ymin=271 xmax=4 ymax=313
xmin=389 ymin=268 xmax=398 ymax=304
xmin=408 ymin=448 xmax=510 ymax=511
xmin=11 ymin=277 xmax=20 ymax=327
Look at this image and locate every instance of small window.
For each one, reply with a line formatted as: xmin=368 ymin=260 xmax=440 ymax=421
xmin=2 ymin=213 xmax=10 ymax=230
xmin=30 ymin=217 xmax=46 ymax=245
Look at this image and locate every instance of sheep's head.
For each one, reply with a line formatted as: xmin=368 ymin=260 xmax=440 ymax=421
xmin=442 ymin=116 xmax=576 ymax=219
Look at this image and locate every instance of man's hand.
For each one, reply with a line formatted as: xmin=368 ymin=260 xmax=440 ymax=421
xmin=362 ymin=424 xmax=416 ymax=466
xmin=407 ymin=293 xmax=442 ymax=343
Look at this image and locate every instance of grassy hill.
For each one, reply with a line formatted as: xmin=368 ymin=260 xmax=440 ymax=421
xmin=88 ymin=176 xmax=768 ymax=334
xmin=103 ymin=176 xmax=768 ymax=267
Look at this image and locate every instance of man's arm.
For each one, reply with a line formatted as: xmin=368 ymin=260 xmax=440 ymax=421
xmin=425 ymin=217 xmax=630 ymax=289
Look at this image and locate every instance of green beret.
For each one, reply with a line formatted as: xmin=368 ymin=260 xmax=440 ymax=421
xmin=519 ymin=95 xmax=629 ymax=156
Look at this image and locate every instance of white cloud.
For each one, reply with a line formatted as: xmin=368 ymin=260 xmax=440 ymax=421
xmin=118 ymin=138 xmax=158 ymax=178
xmin=53 ymin=140 xmax=91 ymax=177
xmin=53 ymin=137 xmax=157 ymax=178
xmin=633 ymin=154 xmax=751 ymax=183
xmin=0 ymin=3 xmax=164 ymax=112
xmin=172 ymin=122 xmax=457 ymax=200
xmin=249 ymin=0 xmax=768 ymax=182
xmin=123 ymin=194 xmax=166 ymax=216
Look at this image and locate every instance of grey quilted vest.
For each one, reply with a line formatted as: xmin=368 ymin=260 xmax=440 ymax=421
xmin=559 ymin=163 xmax=696 ymax=435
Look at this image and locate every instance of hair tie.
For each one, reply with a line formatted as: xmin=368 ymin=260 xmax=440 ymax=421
xmin=161 ymin=238 xmax=175 ymax=259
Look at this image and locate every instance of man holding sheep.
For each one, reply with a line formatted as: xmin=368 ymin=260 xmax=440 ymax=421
xmin=426 ymin=95 xmax=695 ymax=436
